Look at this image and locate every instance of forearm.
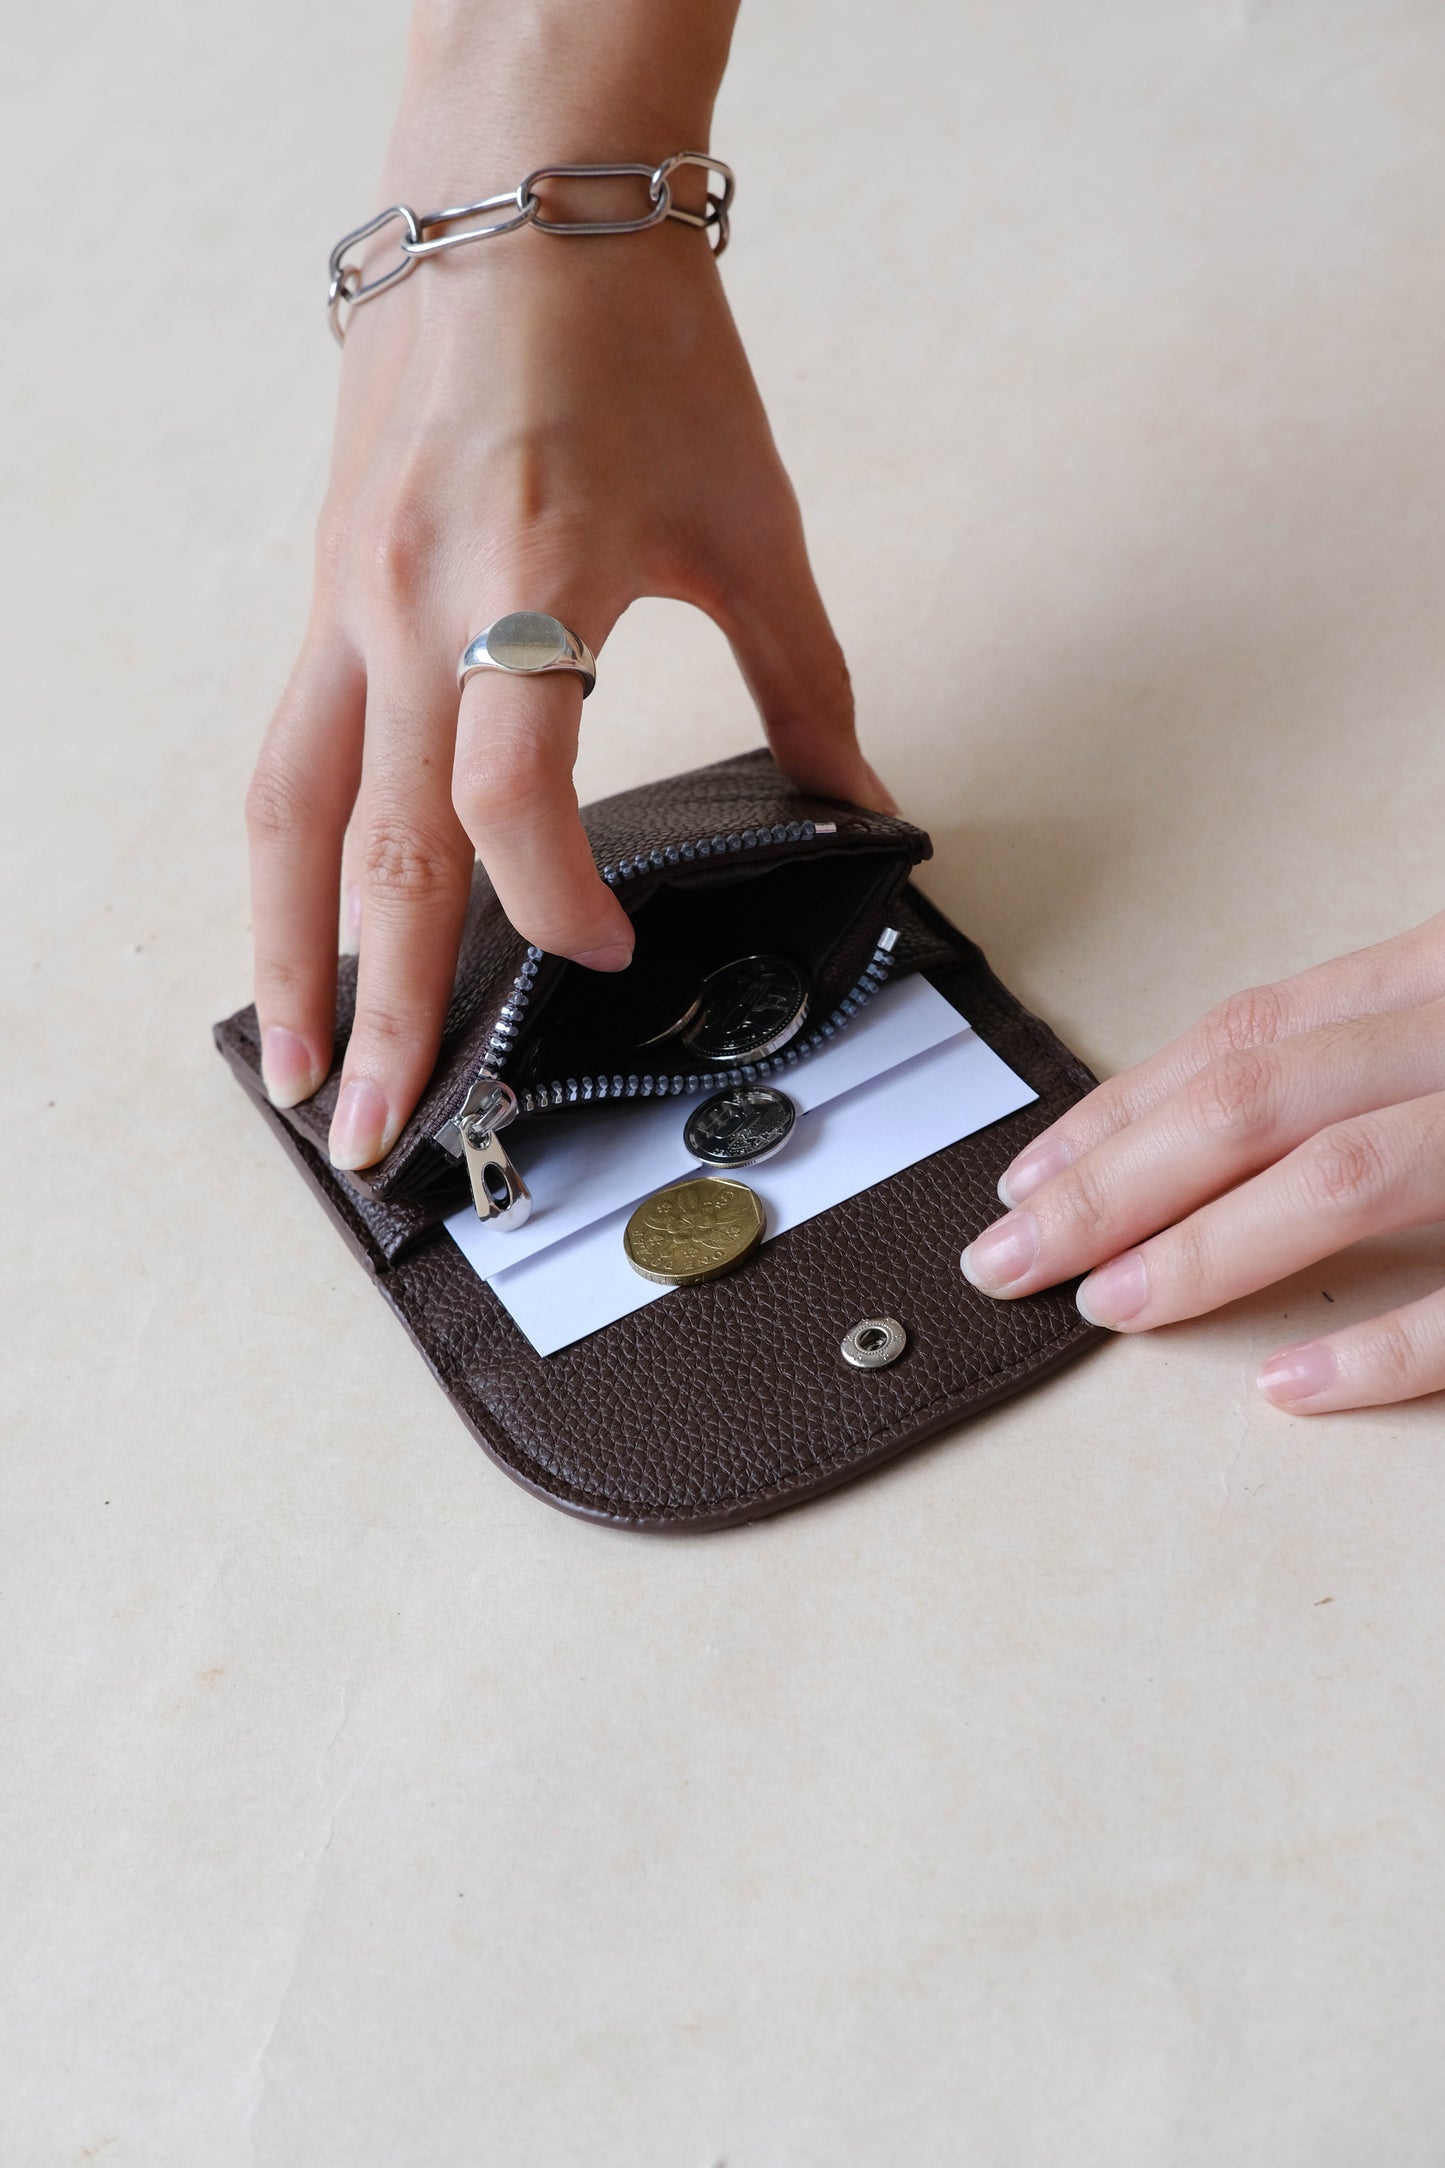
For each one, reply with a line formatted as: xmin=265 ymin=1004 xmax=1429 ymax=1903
xmin=387 ymin=0 xmax=740 ymax=202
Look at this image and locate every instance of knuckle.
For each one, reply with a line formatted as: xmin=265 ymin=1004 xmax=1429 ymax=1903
xmin=496 ymin=503 xmax=595 ymax=574
xmin=453 ymin=740 xmax=561 ymax=829
xmin=360 ymin=814 xmax=462 ymax=909
xmin=1365 ymin=1312 xmax=1419 ymax=1390
xmin=252 ymin=946 xmax=311 ymax=1003
xmin=1047 ymin=1153 xmax=1115 ymax=1244
xmin=493 ymin=432 xmax=566 ymax=530
xmin=312 ymin=499 xmax=353 ymax=595
xmin=1300 ymin=1120 xmax=1393 ymax=1216
xmin=348 ymin=999 xmax=417 ymax=1057
xmin=487 ymin=428 xmax=597 ymax=544
xmin=1202 ymin=984 xmax=1287 ymax=1061
xmin=1188 ymin=1047 xmax=1278 ymax=1142
xmin=663 ymin=545 xmax=729 ymax=622
xmin=245 ymin=757 xmax=313 ymax=848
xmin=1166 ymin=1211 xmax=1212 ymax=1298
xmin=769 ymin=640 xmax=855 ymax=741
xmin=362 ymin=495 xmax=440 ymax=607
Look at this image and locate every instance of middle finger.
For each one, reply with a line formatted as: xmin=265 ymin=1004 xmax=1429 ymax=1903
xmin=327 ymin=646 xmax=475 ymax=1171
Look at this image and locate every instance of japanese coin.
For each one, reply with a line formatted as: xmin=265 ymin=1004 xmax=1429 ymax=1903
xmin=680 ymin=954 xmax=810 ymax=1064
xmin=684 ymin=1084 xmax=796 ymax=1170
xmin=622 ymin=1175 xmax=767 ymax=1287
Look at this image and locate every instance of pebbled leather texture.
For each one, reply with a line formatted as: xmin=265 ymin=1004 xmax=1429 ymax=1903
xmin=216 ymin=861 xmax=1107 ymax=1531
xmin=252 ymin=749 xmax=930 ymax=1205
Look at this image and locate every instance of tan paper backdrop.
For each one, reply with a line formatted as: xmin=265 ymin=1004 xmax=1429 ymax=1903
xmin=3 ymin=1 xmax=1443 ymax=2160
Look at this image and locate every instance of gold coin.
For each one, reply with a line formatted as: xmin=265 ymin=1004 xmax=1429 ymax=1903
xmin=623 ymin=1175 xmax=767 ymax=1287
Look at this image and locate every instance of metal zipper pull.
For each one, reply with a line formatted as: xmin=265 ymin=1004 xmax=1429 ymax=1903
xmin=457 ymin=1076 xmax=532 ymax=1229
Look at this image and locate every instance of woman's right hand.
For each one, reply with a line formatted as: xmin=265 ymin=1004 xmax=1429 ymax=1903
xmin=246 ymin=4 xmax=892 ymax=1171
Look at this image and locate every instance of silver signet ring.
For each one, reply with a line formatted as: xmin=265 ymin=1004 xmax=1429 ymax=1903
xmin=457 ymin=611 xmax=597 ymax=698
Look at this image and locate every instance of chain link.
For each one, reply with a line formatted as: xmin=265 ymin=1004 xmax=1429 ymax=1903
xmin=326 ymin=153 xmax=734 ymax=344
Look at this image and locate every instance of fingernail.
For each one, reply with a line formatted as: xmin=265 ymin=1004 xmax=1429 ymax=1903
xmin=864 ymin=763 xmax=901 ymax=815
xmin=1257 ymin=1341 xmax=1338 ymax=1408
xmin=261 ymin=1027 xmax=322 ymax=1109
xmin=344 ymin=883 xmax=362 ymax=945
xmin=960 ymin=1211 xmax=1040 ymax=1294
xmin=574 ymin=942 xmax=634 ymax=973
xmin=329 ymin=1078 xmax=389 ymax=1170
xmin=1077 ymin=1250 xmax=1149 ymax=1328
xmin=999 ymin=1133 xmax=1074 ymax=1207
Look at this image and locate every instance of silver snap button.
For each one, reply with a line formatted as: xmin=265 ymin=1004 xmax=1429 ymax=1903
xmin=841 ymin=1317 xmax=907 ymax=1370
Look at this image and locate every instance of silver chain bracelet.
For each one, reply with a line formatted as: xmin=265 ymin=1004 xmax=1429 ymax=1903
xmin=326 ymin=151 xmax=734 ymax=344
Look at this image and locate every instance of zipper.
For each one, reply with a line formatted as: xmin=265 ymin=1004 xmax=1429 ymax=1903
xmin=474 ymin=818 xmax=840 ymax=1088
xmin=508 ymin=922 xmax=899 ymax=1115
xmin=453 ymin=1075 xmax=532 ymax=1229
xmin=434 ymin=817 xmax=907 ymax=1221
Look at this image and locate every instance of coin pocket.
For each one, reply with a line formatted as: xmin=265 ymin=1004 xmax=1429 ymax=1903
xmin=506 ymin=848 xmax=908 ymax=1101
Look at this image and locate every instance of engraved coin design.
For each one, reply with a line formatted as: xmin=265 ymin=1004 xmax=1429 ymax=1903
xmin=623 ymin=1175 xmax=767 ymax=1287
xmin=486 ymin=610 xmax=570 ymax=672
xmin=680 ymin=954 xmax=810 ymax=1064
xmin=684 ymin=1084 xmax=796 ymax=1169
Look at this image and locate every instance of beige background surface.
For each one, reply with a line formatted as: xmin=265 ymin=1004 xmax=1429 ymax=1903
xmin=4 ymin=1 xmax=1444 ymax=2161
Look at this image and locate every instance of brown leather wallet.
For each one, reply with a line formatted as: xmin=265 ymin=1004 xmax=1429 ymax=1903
xmin=215 ymin=749 xmax=1104 ymax=1531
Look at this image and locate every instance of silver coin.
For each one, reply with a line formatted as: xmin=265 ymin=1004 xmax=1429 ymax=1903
xmin=684 ymin=1084 xmax=797 ymax=1169
xmin=680 ymin=954 xmax=810 ymax=1064
xmin=630 ymin=971 xmax=704 ymax=1050
xmin=561 ymin=952 xmax=702 ymax=1055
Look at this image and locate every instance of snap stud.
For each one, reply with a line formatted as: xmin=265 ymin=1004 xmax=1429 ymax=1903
xmin=841 ymin=1317 xmax=907 ymax=1370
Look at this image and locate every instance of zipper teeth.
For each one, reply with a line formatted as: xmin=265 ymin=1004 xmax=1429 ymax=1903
xmin=476 ymin=818 xmax=832 ymax=1081
xmin=511 ymin=931 xmax=897 ymax=1117
xmin=480 ymin=943 xmax=545 ymax=1073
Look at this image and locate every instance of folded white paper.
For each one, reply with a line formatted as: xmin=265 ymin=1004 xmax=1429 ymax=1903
xmin=446 ymin=981 xmax=1037 ymax=1357
xmin=446 ymin=974 xmax=971 ymax=1279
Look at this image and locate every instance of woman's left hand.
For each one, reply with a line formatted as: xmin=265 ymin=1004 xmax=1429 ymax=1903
xmin=961 ymin=910 xmax=1445 ymax=1413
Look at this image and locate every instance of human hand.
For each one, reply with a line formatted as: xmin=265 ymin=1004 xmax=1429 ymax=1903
xmin=962 ymin=912 xmax=1445 ymax=1413
xmin=245 ymin=3 xmax=890 ymax=1171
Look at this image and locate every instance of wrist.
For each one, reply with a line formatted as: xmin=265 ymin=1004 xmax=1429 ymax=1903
xmin=392 ymin=0 xmax=734 ymax=197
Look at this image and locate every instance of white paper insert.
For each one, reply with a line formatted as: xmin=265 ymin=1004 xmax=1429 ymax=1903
xmin=473 ymin=1032 xmax=1034 ymax=1355
xmin=445 ymin=978 xmax=1037 ymax=1358
xmin=446 ymin=974 xmax=969 ymax=1280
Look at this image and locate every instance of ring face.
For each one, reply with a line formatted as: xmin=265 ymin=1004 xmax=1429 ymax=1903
xmin=486 ymin=611 xmax=570 ymax=673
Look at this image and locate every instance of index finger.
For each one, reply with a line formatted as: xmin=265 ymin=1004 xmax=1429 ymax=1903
xmin=999 ymin=919 xmax=1445 ymax=1206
